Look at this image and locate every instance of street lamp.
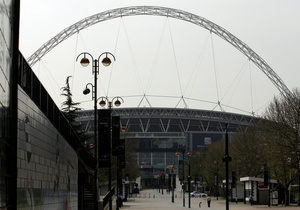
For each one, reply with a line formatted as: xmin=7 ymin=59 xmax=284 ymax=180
xmin=168 ymin=166 xmax=176 ymax=203
xmin=175 ymin=149 xmax=185 ymax=207
xmin=99 ymin=96 xmax=124 ymax=210
xmin=214 ymin=160 xmax=219 ymax=200
xmin=76 ymin=52 xmax=116 ymax=210
xmin=187 ymin=150 xmax=191 ymax=208
xmin=222 ymin=123 xmax=232 ymax=210
xmin=159 ymin=172 xmax=164 ymax=195
xmin=98 ymin=96 xmax=123 ymax=108
xmin=116 ymin=126 xmax=126 ymax=210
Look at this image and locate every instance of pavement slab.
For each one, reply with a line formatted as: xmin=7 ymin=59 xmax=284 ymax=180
xmin=120 ymin=189 xmax=299 ymax=210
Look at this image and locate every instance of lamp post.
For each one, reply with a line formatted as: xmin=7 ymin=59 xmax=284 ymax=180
xmin=187 ymin=150 xmax=191 ymax=208
xmin=176 ymin=149 xmax=191 ymax=208
xmin=214 ymin=160 xmax=219 ymax=200
xmin=222 ymin=123 xmax=232 ymax=210
xmin=159 ymin=172 xmax=164 ymax=195
xmin=99 ymin=96 xmax=124 ymax=210
xmin=168 ymin=166 xmax=175 ymax=203
xmin=175 ymin=149 xmax=185 ymax=207
xmin=116 ymin=126 xmax=126 ymax=210
xmin=76 ymin=52 xmax=116 ymax=210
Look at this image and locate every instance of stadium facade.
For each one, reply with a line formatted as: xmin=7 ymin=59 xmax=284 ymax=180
xmin=77 ymin=108 xmax=257 ymax=188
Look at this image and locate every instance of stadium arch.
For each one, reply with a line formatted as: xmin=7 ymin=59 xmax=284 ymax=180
xmin=27 ymin=5 xmax=291 ymax=98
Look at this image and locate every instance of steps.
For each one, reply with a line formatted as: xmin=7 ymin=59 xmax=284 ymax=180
xmin=83 ymin=184 xmax=94 ymax=210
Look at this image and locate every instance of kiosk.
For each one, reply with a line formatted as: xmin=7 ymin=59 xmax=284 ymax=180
xmin=240 ymin=177 xmax=278 ymax=205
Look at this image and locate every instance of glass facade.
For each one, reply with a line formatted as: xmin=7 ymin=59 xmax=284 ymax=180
xmin=138 ymin=138 xmax=186 ymax=151
xmin=190 ymin=133 xmax=224 ymax=152
xmin=0 ymin=0 xmax=19 ymax=208
xmin=137 ymin=136 xmax=186 ymax=177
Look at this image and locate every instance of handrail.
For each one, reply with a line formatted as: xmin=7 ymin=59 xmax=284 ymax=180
xmin=103 ymin=186 xmax=115 ymax=207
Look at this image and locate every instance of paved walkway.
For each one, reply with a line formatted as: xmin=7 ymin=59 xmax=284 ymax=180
xmin=121 ymin=189 xmax=298 ymax=210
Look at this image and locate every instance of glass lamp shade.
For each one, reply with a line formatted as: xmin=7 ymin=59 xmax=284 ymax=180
xmin=99 ymin=100 xmax=106 ymax=107
xmin=187 ymin=150 xmax=191 ymax=157
xmin=102 ymin=57 xmax=111 ymax=67
xmin=80 ymin=57 xmax=90 ymax=67
xmin=114 ymin=99 xmax=121 ymax=107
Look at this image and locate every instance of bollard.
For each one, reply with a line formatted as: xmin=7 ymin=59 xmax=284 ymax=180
xmin=175 ymin=194 xmax=177 ymax=198
xmin=153 ymin=195 xmax=155 ymax=198
xmin=149 ymin=193 xmax=151 ymax=198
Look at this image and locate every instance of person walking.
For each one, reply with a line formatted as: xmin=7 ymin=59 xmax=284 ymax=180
xmin=249 ymin=194 xmax=253 ymax=206
xmin=207 ymin=196 xmax=211 ymax=207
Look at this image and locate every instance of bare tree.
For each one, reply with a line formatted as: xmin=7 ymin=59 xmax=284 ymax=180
xmin=231 ymin=126 xmax=267 ymax=177
xmin=261 ymin=89 xmax=300 ymax=205
xmin=123 ymin=138 xmax=140 ymax=181
xmin=189 ymin=140 xmax=226 ymax=195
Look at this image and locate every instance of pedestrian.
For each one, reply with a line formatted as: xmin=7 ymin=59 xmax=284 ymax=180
xmin=199 ymin=201 xmax=202 ymax=208
xmin=249 ymin=194 xmax=253 ymax=206
xmin=120 ymin=195 xmax=124 ymax=207
xmin=117 ymin=195 xmax=122 ymax=208
xmin=207 ymin=196 xmax=211 ymax=207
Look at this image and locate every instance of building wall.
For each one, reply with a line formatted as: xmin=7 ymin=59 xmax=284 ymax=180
xmin=17 ymin=87 xmax=78 ymax=209
xmin=0 ymin=0 xmax=19 ymax=208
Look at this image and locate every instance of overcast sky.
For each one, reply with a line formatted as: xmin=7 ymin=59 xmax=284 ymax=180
xmin=19 ymin=0 xmax=300 ymax=116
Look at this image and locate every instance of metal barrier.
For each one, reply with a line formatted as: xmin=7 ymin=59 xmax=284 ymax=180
xmin=103 ymin=187 xmax=115 ymax=207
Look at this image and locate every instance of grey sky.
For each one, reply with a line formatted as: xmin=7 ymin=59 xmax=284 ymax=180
xmin=19 ymin=0 xmax=300 ymax=116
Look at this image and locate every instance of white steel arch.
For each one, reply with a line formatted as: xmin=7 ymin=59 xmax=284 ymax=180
xmin=27 ymin=5 xmax=291 ymax=97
